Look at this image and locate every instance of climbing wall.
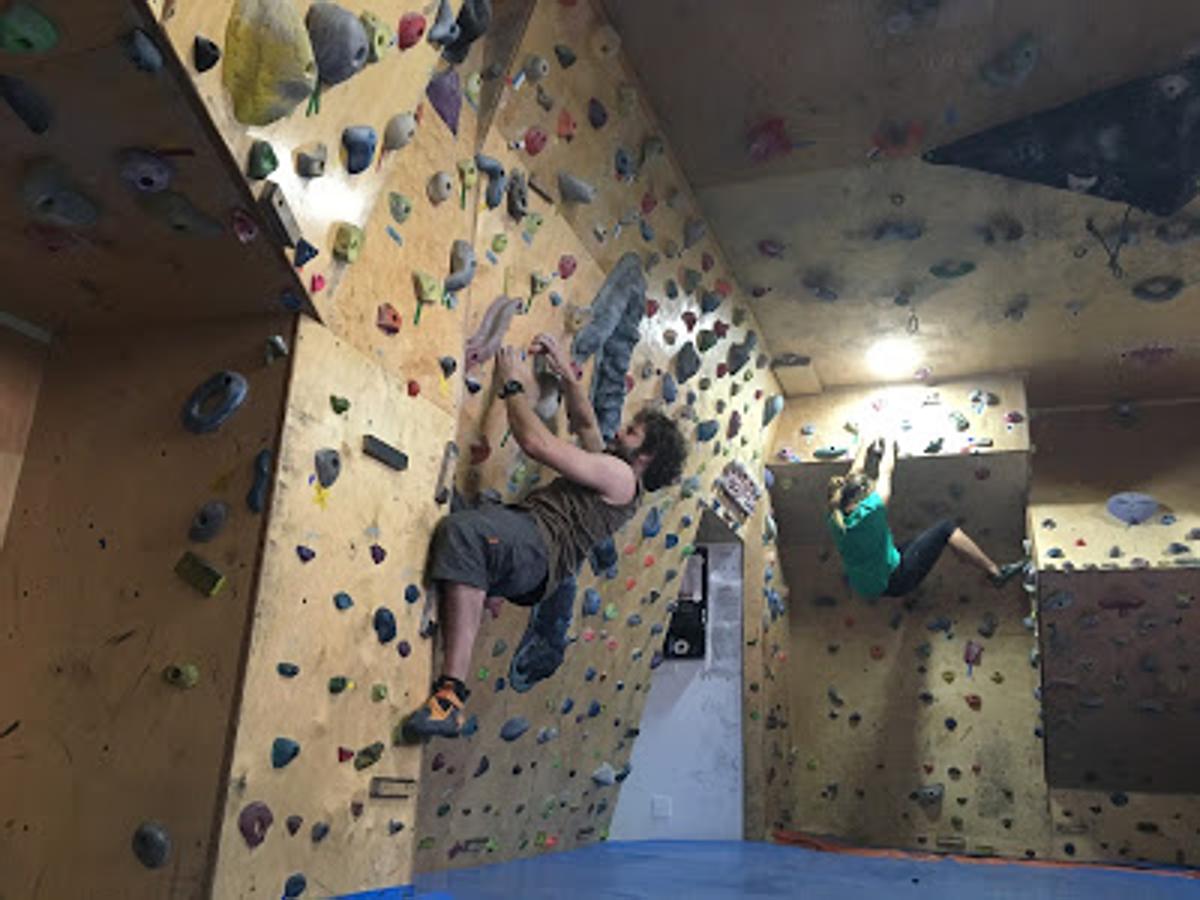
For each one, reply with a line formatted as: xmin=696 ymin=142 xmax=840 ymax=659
xmin=2 ymin=0 xmax=313 ymax=332
xmin=769 ymin=378 xmax=1052 ymax=858
xmin=406 ymin=0 xmax=794 ymax=872
xmin=0 ymin=317 xmax=292 ymax=898
xmin=1029 ymin=405 xmax=1200 ymax=866
xmin=0 ymin=329 xmax=45 ymax=548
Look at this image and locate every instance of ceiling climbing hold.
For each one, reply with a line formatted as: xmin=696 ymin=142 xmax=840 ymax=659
xmin=223 ymin=0 xmax=317 ymax=126
xmin=22 ymin=160 xmax=98 ymax=228
xmin=0 ymin=74 xmax=50 ymax=134
xmin=131 ymin=821 xmax=172 ymax=869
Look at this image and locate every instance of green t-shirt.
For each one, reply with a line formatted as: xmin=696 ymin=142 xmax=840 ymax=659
xmin=827 ymin=491 xmax=900 ymax=597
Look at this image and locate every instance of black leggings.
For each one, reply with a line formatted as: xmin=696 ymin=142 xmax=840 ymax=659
xmin=883 ymin=519 xmax=957 ymax=597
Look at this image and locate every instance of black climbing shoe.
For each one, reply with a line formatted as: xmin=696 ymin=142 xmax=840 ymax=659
xmin=402 ymin=678 xmax=467 ymax=741
xmin=990 ymin=560 xmax=1025 ymax=588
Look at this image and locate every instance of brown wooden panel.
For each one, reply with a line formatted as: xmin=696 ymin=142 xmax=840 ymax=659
xmin=0 ymin=328 xmax=46 ymax=549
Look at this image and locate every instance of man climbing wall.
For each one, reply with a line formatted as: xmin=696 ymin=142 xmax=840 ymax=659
xmin=403 ymin=334 xmax=688 ymax=739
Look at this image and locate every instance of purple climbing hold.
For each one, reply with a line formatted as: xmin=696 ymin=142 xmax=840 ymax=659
xmin=238 ymin=801 xmax=274 ymax=849
xmin=588 ymin=97 xmax=607 ymax=129
xmin=296 ymin=545 xmax=315 ymax=563
xmin=285 ymin=815 xmax=303 ymax=835
xmin=1106 ymin=492 xmax=1159 ymax=525
xmin=397 ymin=639 xmax=412 ymax=658
xmin=500 ymin=716 xmax=529 ymax=741
xmin=370 ymin=543 xmax=387 ymax=564
xmin=426 ymin=68 xmax=462 ymax=136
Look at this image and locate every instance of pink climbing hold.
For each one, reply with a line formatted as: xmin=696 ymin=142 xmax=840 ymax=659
xmin=524 ymin=126 xmax=548 ymax=156
xmin=398 ymin=13 xmax=426 ymax=49
xmin=964 ymin=640 xmax=984 ymax=669
xmin=682 ymin=311 xmax=698 ymax=332
xmin=757 ymin=238 xmax=784 ymax=258
xmin=715 ymin=279 xmax=732 ymax=297
xmin=643 ymin=554 xmax=655 ymax=568
xmin=582 ymin=628 xmax=596 ymax=642
xmin=558 ymin=254 xmax=577 ymax=279
xmin=407 ymin=379 xmax=420 ymax=397
xmin=338 ymin=747 xmax=354 ymax=763
xmin=701 ymin=252 xmax=714 ymax=272
xmin=645 ymin=299 xmax=659 ymax=317
xmin=624 ymin=374 xmax=634 ymax=394
xmin=310 ymin=273 xmax=326 ymax=293
xmin=641 ymin=191 xmax=657 ymax=216
xmin=746 ymin=116 xmax=792 ymax=163
xmin=557 ymin=108 xmax=577 ymax=141
xmin=605 ymin=638 xmax=618 ymax=651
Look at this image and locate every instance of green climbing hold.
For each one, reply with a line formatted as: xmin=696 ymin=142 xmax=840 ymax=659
xmin=328 ymin=676 xmax=352 ymax=694
xmin=162 ymin=663 xmax=200 ymax=689
xmin=174 ymin=551 xmax=225 ymax=596
xmin=477 ymin=666 xmax=489 ymax=681
xmin=371 ymin=683 xmax=388 ymax=702
xmin=330 ymin=395 xmax=350 ymax=414
xmin=603 ymin=602 xmax=618 ymax=621
xmin=247 ymin=139 xmax=279 ymax=179
xmin=0 ymin=3 xmax=59 ymax=53
xmin=353 ymin=741 xmax=384 ymax=770
xmin=697 ymin=330 xmax=717 ymax=352
xmin=491 ymin=639 xmax=508 ymax=657
xmin=681 ymin=544 xmax=695 ymax=557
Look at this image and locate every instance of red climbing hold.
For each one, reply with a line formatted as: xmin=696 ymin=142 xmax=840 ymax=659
xmin=605 ymin=638 xmax=618 ymax=651
xmin=407 ymin=380 xmax=420 ymax=397
xmin=310 ymin=273 xmax=326 ymax=293
xmin=645 ymin=299 xmax=659 ymax=317
xmin=398 ymin=13 xmax=426 ymax=50
xmin=558 ymin=254 xmax=577 ymax=279
xmin=923 ymin=763 xmax=935 ymax=774
xmin=715 ymin=280 xmax=732 ymax=297
xmin=754 ymin=389 xmax=764 ymax=400
xmin=643 ymin=554 xmax=655 ymax=568
xmin=338 ymin=747 xmax=354 ymax=763
xmin=682 ymin=311 xmax=698 ymax=332
xmin=964 ymin=693 xmax=982 ymax=711
xmin=870 ymin=645 xmax=885 ymax=660
xmin=624 ymin=577 xmax=636 ymax=591
xmin=716 ymin=363 xmax=728 ymax=378
xmin=524 ymin=126 xmax=548 ymax=156
xmin=583 ymin=628 xmax=596 ymax=642
xmin=701 ymin=252 xmax=714 ymax=272
xmin=545 ymin=834 xmax=559 ymax=848
xmin=713 ymin=321 xmax=729 ymax=339
xmin=623 ymin=544 xmax=636 ymax=556
xmin=747 ymin=117 xmax=792 ymax=164
xmin=1075 ymin=538 xmax=1087 ymax=547
xmin=377 ymin=303 xmax=402 ymax=335
xmin=641 ymin=191 xmax=657 ymax=216
xmin=624 ymin=374 xmax=635 ymax=394
xmin=557 ymin=108 xmax=577 ymax=141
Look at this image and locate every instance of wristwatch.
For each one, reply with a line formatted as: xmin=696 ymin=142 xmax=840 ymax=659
xmin=498 ymin=379 xmax=525 ymax=399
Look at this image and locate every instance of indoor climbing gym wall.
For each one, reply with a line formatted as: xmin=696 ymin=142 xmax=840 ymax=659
xmin=1028 ymin=404 xmax=1200 ymax=867
xmin=396 ymin=0 xmax=792 ymax=873
xmin=768 ymin=378 xmax=1054 ymax=858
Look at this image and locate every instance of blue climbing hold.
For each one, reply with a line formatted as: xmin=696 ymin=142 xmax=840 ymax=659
xmin=182 ymin=371 xmax=248 ymax=434
xmin=665 ymin=534 xmax=679 ymax=549
xmin=246 ymin=449 xmax=272 ymax=513
xmin=500 ymin=716 xmax=529 ymax=741
xmin=696 ymin=420 xmax=719 ymax=442
xmin=661 ymin=373 xmax=677 ymax=404
xmin=681 ymin=515 xmax=693 ymax=528
xmin=585 ymin=666 xmax=597 ymax=681
xmin=283 ymin=873 xmax=308 ymax=898
xmin=333 ymin=591 xmax=353 ymax=610
xmin=294 ymin=238 xmax=319 ymax=267
xmin=373 ymin=607 xmax=397 ymax=644
xmin=627 ymin=614 xmax=642 ymax=627
xmin=927 ymin=617 xmax=952 ymax=633
xmin=310 ymin=822 xmax=329 ymax=843
xmin=1106 ymin=492 xmax=1159 ymax=525
xmin=494 ymin=677 xmax=505 ymax=692
xmin=945 ymin=717 xmax=958 ymax=731
xmin=561 ymin=698 xmax=575 ymax=714
xmin=587 ymin=700 xmax=601 ymax=717
xmin=277 ymin=662 xmax=300 ymax=677
xmin=582 ymin=588 xmax=602 ymax=616
xmin=639 ymin=218 xmax=654 ymax=242
xmin=642 ymin=508 xmax=662 ymax=539
xmin=272 ymin=737 xmax=300 ymax=769
xmin=342 ymin=126 xmax=377 ymax=175
xmin=1161 ymin=513 xmax=1177 ymax=525
xmin=462 ymin=714 xmax=479 ymax=737
xmin=650 ymin=622 xmax=664 ymax=635
xmin=404 ymin=584 xmax=421 ymax=604
xmin=700 ymin=291 xmax=721 ymax=314
xmin=510 ymin=576 xmax=576 ymax=693
xmin=550 ymin=291 xmax=564 ymax=307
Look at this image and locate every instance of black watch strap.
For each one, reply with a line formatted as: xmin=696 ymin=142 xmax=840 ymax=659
xmin=499 ymin=379 xmax=525 ymax=399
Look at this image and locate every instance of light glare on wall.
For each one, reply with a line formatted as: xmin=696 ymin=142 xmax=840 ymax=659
xmin=866 ymin=337 xmax=920 ymax=379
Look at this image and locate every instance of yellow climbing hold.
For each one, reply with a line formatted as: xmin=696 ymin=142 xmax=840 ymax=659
xmin=223 ymin=0 xmax=317 ymax=126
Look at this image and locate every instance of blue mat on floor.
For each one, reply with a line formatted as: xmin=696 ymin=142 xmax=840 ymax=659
xmin=406 ymin=840 xmax=1197 ymax=900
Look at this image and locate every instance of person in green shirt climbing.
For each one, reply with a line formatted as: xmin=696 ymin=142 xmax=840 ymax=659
xmin=826 ymin=435 xmax=1024 ymax=598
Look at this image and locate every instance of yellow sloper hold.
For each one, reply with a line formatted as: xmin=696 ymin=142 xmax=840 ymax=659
xmin=223 ymin=0 xmax=317 ymax=126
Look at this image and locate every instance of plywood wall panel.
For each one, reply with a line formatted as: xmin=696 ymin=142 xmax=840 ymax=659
xmin=0 ymin=329 xmax=46 ymax=549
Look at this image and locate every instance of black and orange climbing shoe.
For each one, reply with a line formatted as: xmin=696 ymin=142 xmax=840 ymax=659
xmin=401 ymin=677 xmax=468 ymax=742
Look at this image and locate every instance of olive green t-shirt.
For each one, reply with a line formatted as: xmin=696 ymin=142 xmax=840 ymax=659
xmin=827 ymin=491 xmax=900 ymax=597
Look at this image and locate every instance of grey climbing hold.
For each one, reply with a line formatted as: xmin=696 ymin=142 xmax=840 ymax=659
xmin=675 ymin=342 xmax=701 ymax=383
xmin=683 ymin=219 xmax=707 ymax=249
xmin=306 ymin=2 xmax=369 ymax=85
xmin=119 ymin=150 xmax=173 ymax=194
xmin=476 ymin=153 xmax=506 ymax=209
xmin=445 ymin=240 xmax=476 ymax=292
xmin=22 ymin=161 xmax=99 ymax=228
xmin=554 ymin=44 xmax=576 ymax=68
xmin=189 ymin=501 xmax=228 ymax=542
xmin=427 ymin=0 xmax=460 ymax=47
xmin=499 ymin=717 xmax=529 ymax=741
xmin=507 ymin=170 xmax=528 ymax=220
xmin=132 ymin=821 xmax=171 ymax=869
xmin=523 ymin=54 xmax=550 ymax=82
xmin=592 ymin=762 xmax=616 ymax=786
xmin=558 ymin=172 xmax=597 ymax=204
xmin=980 ymin=33 xmax=1038 ymax=89
xmin=1132 ymin=275 xmax=1183 ymax=302
xmin=915 ymin=783 xmax=945 ymax=807
xmin=296 ymin=143 xmax=327 ymax=178
xmin=247 ymin=449 xmax=272 ymax=513
xmin=314 ymin=448 xmax=341 ymax=488
xmin=182 ymin=371 xmax=248 ymax=434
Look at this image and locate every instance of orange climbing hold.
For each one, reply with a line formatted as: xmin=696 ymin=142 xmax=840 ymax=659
xmin=557 ymin=108 xmax=577 ymax=141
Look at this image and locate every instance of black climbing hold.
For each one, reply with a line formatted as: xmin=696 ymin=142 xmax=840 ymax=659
xmin=277 ymin=662 xmax=300 ymax=677
xmin=283 ymin=873 xmax=308 ymax=898
xmin=193 ymin=35 xmax=221 ymax=72
xmin=1132 ymin=275 xmax=1183 ymax=302
xmin=442 ymin=0 xmax=492 ymax=65
xmin=311 ymin=822 xmax=330 ymax=843
xmin=182 ymin=371 xmax=248 ymax=434
xmin=474 ymin=755 xmax=490 ymax=777
xmin=314 ymin=448 xmax=341 ymax=488
xmin=131 ymin=821 xmax=171 ymax=869
xmin=238 ymin=801 xmax=274 ymax=849
xmin=925 ymin=58 xmax=1200 ymax=216
xmin=363 ymin=435 xmax=408 ymax=471
xmin=374 ymin=607 xmax=397 ymax=644
xmin=439 ymin=356 xmax=458 ymax=377
xmin=555 ymin=44 xmax=577 ymax=68
xmin=588 ymin=97 xmax=608 ymax=129
xmin=188 ymin=500 xmax=228 ymax=542
xmin=0 ymin=75 xmax=51 ymax=134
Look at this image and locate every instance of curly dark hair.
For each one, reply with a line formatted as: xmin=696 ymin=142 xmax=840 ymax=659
xmin=634 ymin=409 xmax=687 ymax=492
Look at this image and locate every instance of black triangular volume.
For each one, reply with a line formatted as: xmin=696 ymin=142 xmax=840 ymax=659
xmin=924 ymin=61 xmax=1200 ymax=216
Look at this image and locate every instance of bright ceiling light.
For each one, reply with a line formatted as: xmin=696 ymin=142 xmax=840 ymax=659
xmin=865 ymin=337 xmax=920 ymax=379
